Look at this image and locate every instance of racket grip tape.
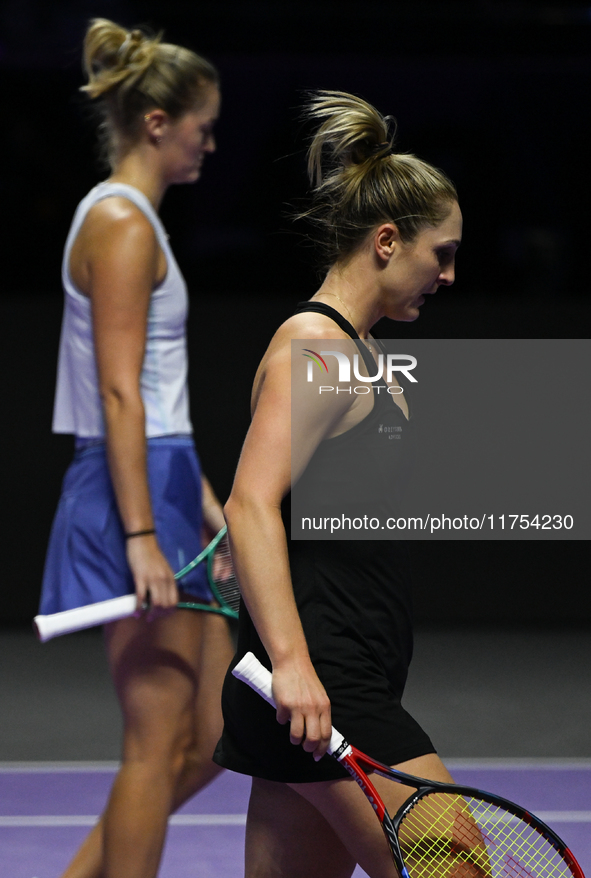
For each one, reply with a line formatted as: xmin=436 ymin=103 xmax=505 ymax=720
xmin=33 ymin=595 xmax=138 ymax=642
xmin=232 ymin=652 xmax=347 ymax=758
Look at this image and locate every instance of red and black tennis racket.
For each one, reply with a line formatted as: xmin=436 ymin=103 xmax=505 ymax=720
xmin=233 ymin=652 xmax=585 ymax=878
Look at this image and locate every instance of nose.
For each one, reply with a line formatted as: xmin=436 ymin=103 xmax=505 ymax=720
xmin=438 ymin=264 xmax=455 ymax=287
xmin=205 ymin=133 xmax=216 ymax=153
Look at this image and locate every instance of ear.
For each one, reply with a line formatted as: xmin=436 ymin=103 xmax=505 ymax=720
xmin=143 ymin=109 xmax=169 ymax=144
xmin=374 ymin=223 xmax=401 ymax=264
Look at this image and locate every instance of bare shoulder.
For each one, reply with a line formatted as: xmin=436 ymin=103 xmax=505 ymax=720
xmin=264 ymin=312 xmax=349 ymax=361
xmin=70 ymin=198 xmax=159 ymax=296
xmin=277 ymin=311 xmax=350 ymax=343
xmin=258 ymin=312 xmax=348 ymax=374
xmin=251 ymin=310 xmax=353 ymax=409
xmin=81 ymin=197 xmax=156 ymax=250
xmin=69 ymin=196 xmax=162 ymax=298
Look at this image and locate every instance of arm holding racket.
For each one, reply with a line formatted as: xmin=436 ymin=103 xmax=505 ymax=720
xmin=88 ymin=201 xmax=178 ymax=615
xmin=223 ymin=330 xmax=353 ymax=760
xmin=232 ymin=651 xmax=346 ymax=758
xmin=224 ymin=461 xmax=332 ymax=757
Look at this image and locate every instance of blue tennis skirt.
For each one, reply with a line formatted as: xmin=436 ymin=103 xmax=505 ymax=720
xmin=39 ymin=435 xmax=212 ymax=615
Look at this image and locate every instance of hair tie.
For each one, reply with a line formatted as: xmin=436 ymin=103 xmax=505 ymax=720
xmin=118 ymin=35 xmax=133 ymax=58
xmin=118 ymin=30 xmax=142 ymax=59
xmin=373 ymin=141 xmax=394 ymax=157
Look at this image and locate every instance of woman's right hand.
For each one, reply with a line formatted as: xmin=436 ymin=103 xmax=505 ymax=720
xmin=271 ymin=657 xmax=333 ymax=761
xmin=125 ymin=534 xmax=178 ymax=617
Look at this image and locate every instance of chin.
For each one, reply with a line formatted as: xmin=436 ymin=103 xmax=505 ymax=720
xmin=172 ymin=168 xmax=202 ymax=185
xmin=388 ymin=307 xmax=421 ymax=323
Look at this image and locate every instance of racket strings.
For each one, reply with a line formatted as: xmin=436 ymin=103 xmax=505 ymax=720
xmin=398 ymin=792 xmax=574 ymax=878
xmin=399 ymin=793 xmax=490 ymax=878
xmin=210 ymin=540 xmax=241 ymax=613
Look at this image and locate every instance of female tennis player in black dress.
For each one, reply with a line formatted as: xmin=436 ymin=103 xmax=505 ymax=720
xmin=214 ymin=92 xmax=462 ymax=877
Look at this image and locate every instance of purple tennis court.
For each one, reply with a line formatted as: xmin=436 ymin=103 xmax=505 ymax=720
xmin=2 ymin=761 xmax=589 ymax=877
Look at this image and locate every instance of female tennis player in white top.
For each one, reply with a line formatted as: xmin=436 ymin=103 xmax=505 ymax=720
xmin=40 ymin=19 xmax=234 ymax=878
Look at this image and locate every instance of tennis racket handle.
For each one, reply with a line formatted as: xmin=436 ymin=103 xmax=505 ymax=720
xmin=33 ymin=595 xmax=138 ymax=642
xmin=232 ymin=652 xmax=347 ymax=757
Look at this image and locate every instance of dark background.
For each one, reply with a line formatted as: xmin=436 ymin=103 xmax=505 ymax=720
xmin=1 ymin=0 xmax=590 ymax=627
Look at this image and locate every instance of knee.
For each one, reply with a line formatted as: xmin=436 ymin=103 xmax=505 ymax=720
xmin=166 ymin=717 xmax=209 ymax=781
xmin=174 ymin=730 xmax=223 ymax=787
xmin=121 ymin=711 xmax=194 ymax=777
xmin=168 ymin=718 xmax=224 ymax=785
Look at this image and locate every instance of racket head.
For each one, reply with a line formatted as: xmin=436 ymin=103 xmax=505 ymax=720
xmin=176 ymin=526 xmax=240 ymax=620
xmin=392 ymin=784 xmax=585 ymax=878
xmin=206 ymin=530 xmax=241 ymax=615
xmin=346 ymin=751 xmax=585 ymax=878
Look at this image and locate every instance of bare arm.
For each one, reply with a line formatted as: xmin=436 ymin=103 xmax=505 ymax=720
xmin=225 ymin=329 xmax=354 ymax=759
xmin=84 ymin=200 xmax=177 ymax=612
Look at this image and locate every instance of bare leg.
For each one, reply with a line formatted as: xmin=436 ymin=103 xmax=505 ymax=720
xmin=292 ymin=754 xmax=454 ymax=878
xmin=245 ymin=778 xmax=357 ymax=878
xmin=172 ymin=610 xmax=234 ymax=800
xmin=245 ymin=752 xmax=453 ymax=878
xmin=60 ymin=609 xmax=234 ymax=878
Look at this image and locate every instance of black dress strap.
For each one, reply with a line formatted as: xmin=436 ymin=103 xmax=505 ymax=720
xmin=294 ymin=301 xmax=360 ymax=340
xmin=294 ymin=300 xmax=387 ymax=381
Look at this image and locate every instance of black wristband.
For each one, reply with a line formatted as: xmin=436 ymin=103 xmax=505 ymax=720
xmin=125 ymin=529 xmax=156 ymax=539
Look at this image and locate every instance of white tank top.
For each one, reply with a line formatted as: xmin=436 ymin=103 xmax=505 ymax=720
xmin=52 ymin=182 xmax=193 ymax=438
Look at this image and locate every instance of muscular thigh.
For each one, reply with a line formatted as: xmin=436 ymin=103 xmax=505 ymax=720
xmin=104 ymin=607 xmax=208 ymax=749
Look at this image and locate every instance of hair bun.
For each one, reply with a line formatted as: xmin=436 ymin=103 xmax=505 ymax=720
xmin=304 ymin=91 xmax=395 ymax=185
xmin=81 ymin=19 xmax=161 ymax=100
xmin=297 ymin=90 xmax=457 ymax=270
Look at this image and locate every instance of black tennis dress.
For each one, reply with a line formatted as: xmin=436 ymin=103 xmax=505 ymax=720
xmin=213 ymin=303 xmax=435 ymax=782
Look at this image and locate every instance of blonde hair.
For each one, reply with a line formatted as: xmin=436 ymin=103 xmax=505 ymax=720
xmin=81 ymin=19 xmax=218 ymax=165
xmin=301 ymin=91 xmax=457 ymax=266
